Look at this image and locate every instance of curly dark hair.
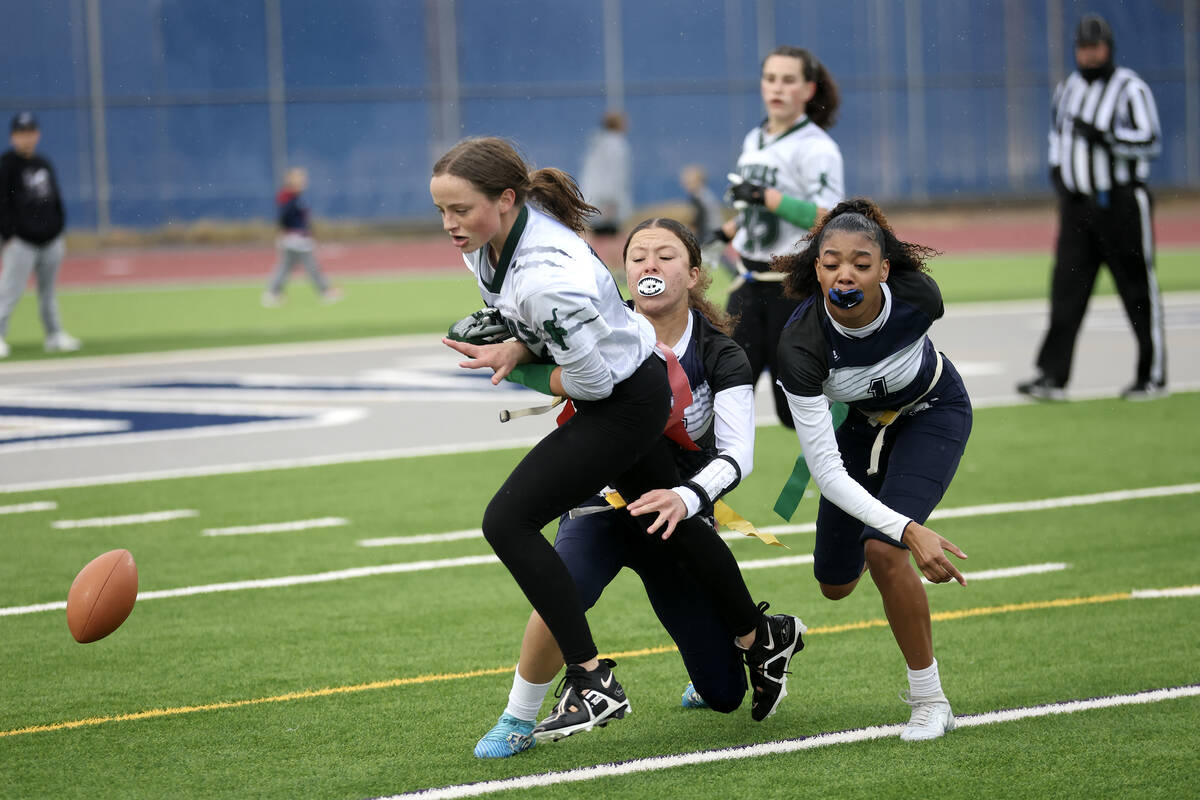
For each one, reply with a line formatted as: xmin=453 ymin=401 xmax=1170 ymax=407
xmin=775 ymin=197 xmax=939 ymax=300
xmin=623 ymin=218 xmax=734 ymax=335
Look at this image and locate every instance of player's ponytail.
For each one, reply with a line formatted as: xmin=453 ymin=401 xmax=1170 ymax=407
xmin=433 ymin=137 xmax=598 ymax=235
xmin=777 ymin=197 xmax=937 ymax=300
xmin=806 ymin=56 xmax=840 ymax=130
xmin=765 ymin=46 xmax=840 ymax=130
xmin=528 ymin=167 xmax=599 ymax=235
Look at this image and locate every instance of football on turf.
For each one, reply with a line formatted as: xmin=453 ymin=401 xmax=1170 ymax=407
xmin=66 ymin=549 xmax=139 ymax=643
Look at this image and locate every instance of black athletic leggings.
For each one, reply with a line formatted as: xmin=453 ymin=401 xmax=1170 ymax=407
xmin=481 ymin=356 xmax=760 ymax=665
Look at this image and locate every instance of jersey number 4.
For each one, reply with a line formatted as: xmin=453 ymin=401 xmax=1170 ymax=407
xmin=868 ymin=377 xmax=889 ymax=399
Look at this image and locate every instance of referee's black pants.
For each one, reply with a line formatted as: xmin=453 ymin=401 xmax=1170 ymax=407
xmin=1036 ymin=185 xmax=1166 ymax=388
xmin=481 ymin=356 xmax=760 ymax=665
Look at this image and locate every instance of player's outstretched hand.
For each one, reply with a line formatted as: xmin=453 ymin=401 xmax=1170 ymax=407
xmin=901 ymin=521 xmax=968 ymax=586
xmin=442 ymin=337 xmax=532 ymax=384
xmin=627 ymin=489 xmax=688 ymax=540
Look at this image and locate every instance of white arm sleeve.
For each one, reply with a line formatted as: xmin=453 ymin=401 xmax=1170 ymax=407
xmin=559 ymin=345 xmax=614 ymax=401
xmin=784 ymin=390 xmax=911 ymax=542
xmin=671 ymin=384 xmax=755 ymax=518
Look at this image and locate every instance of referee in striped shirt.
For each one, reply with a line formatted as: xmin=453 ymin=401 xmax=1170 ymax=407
xmin=1018 ymin=14 xmax=1166 ymax=401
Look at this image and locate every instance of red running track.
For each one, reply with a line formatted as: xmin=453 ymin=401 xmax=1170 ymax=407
xmin=57 ymin=211 xmax=1199 ymax=287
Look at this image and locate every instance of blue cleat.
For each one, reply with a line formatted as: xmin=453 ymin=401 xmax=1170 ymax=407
xmin=474 ymin=713 xmax=536 ymax=759
xmin=681 ymin=682 xmax=709 ymax=709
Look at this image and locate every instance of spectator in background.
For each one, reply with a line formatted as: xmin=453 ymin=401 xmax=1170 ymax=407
xmin=679 ymin=164 xmax=725 ymax=245
xmin=262 ymin=166 xmax=342 ymax=307
xmin=1017 ymin=14 xmax=1166 ymax=401
xmin=0 ymin=112 xmax=79 ymax=358
xmin=578 ymin=111 xmax=632 ymax=269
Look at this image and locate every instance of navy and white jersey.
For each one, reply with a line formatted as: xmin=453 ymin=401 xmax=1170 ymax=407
xmin=777 ymin=269 xmax=944 ymax=410
xmin=731 ymin=115 xmax=844 ymax=264
xmin=465 ymin=204 xmax=656 ymax=396
xmin=777 ymin=269 xmax=946 ymax=541
xmin=1049 ymin=66 xmax=1161 ymax=196
xmin=616 ymin=306 xmax=755 ymax=518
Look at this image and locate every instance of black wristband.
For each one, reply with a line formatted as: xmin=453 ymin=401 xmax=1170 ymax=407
xmin=714 ymin=228 xmax=732 ymax=244
xmin=683 ymin=480 xmax=714 ymax=514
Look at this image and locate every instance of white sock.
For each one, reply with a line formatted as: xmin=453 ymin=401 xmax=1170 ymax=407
xmin=907 ymin=659 xmax=946 ymax=701
xmin=503 ymin=667 xmax=554 ymax=722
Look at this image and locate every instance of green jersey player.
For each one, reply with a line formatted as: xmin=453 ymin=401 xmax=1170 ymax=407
xmin=716 ymin=46 xmax=844 ymax=429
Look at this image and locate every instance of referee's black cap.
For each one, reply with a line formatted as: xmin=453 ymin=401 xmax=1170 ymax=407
xmin=1075 ymin=14 xmax=1113 ymax=47
xmin=10 ymin=111 xmax=39 ymax=132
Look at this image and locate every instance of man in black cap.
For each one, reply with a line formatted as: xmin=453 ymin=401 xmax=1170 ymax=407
xmin=0 ymin=111 xmax=80 ymax=358
xmin=1017 ymin=14 xmax=1165 ymax=401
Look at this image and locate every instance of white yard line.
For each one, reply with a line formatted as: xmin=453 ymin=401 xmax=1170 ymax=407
xmin=51 ymin=509 xmax=198 ymax=529
xmin=354 ymin=483 xmax=1200 ymax=547
xmin=379 ymin=684 xmax=1200 ymax=800
xmin=1132 ymin=586 xmax=1200 ymax=598
xmin=0 ymin=501 xmax=56 ymax=515
xmin=201 ymin=517 xmax=348 ymax=537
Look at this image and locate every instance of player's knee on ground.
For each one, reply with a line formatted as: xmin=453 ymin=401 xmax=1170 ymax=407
xmin=702 ymin=687 xmax=745 ymax=714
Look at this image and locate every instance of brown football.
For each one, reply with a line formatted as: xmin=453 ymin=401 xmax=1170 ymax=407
xmin=66 ymin=549 xmax=138 ymax=643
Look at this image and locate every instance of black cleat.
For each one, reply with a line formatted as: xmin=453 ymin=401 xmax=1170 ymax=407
xmin=532 ymin=658 xmax=630 ymax=742
xmin=1120 ymin=381 xmax=1168 ymax=401
xmin=743 ymin=602 xmax=805 ymax=721
xmin=1016 ymin=375 xmax=1066 ymax=401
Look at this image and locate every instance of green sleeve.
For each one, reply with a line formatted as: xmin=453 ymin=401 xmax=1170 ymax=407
xmin=505 ymin=363 xmax=556 ymax=395
xmin=774 ymin=195 xmax=819 ymax=229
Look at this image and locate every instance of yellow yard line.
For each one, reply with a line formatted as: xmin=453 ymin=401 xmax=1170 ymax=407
xmin=0 ymin=588 xmax=1181 ymax=739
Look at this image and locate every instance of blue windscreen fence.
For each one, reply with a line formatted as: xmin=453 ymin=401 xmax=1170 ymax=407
xmin=1 ymin=0 xmax=1195 ymax=230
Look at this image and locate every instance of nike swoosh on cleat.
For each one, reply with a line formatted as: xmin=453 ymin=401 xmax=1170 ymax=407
xmin=600 ymin=673 xmax=614 ymax=690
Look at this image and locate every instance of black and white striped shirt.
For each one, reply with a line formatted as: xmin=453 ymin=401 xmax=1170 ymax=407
xmin=1048 ymin=66 xmax=1161 ymax=196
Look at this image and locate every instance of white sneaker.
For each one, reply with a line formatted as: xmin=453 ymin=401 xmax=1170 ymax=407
xmin=261 ymin=291 xmax=283 ymax=308
xmin=45 ymin=331 xmax=81 ymax=353
xmin=0 ymin=338 xmax=9 ymax=358
xmin=900 ymin=693 xmax=955 ymax=741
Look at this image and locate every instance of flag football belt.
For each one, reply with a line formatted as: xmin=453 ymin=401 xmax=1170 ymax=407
xmin=512 ymin=344 xmax=699 ymax=454
xmin=726 ymin=256 xmax=786 ymax=294
xmin=859 ymin=350 xmax=945 ymax=477
xmin=568 ymin=491 xmax=785 ymax=549
xmin=772 ymin=351 xmax=945 ymax=520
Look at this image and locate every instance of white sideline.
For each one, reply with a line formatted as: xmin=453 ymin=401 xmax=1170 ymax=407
xmin=379 ymin=684 xmax=1200 ymax=800
xmin=202 ymin=517 xmax=348 ymax=536
xmin=51 ymin=509 xmax=198 ymax=529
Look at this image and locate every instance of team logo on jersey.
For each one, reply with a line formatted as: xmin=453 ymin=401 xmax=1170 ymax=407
xmin=543 ymin=308 xmax=571 ymax=350
xmin=636 ymin=276 xmax=666 ymax=297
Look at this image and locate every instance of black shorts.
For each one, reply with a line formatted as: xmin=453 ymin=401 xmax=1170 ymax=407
xmin=813 ymin=358 xmax=973 ymax=586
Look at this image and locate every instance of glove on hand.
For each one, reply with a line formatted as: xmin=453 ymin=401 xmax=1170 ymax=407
xmin=1072 ymin=118 xmax=1106 ymax=144
xmin=447 ymin=307 xmax=511 ymax=345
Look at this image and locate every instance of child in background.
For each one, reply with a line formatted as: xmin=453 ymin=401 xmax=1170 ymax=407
xmin=679 ymin=164 xmax=725 ymax=245
xmin=262 ymin=167 xmax=342 ymax=307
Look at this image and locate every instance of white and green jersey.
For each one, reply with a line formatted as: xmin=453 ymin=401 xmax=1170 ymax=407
xmin=466 ymin=204 xmax=655 ymax=385
xmin=731 ymin=115 xmax=844 ymax=264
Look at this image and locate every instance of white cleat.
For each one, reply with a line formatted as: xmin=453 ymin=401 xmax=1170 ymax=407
xmin=900 ymin=693 xmax=956 ymax=742
xmin=44 ymin=331 xmax=81 ymax=353
xmin=0 ymin=338 xmax=9 ymax=358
